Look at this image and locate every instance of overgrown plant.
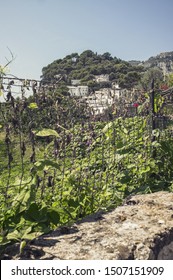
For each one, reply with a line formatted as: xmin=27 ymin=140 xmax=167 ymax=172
xmin=0 ymin=74 xmax=173 ymax=255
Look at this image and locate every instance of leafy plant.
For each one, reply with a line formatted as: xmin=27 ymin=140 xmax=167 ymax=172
xmin=0 ymin=77 xmax=173 ymax=257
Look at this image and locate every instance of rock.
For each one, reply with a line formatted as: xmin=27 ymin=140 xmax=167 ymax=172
xmin=1 ymin=191 xmax=173 ymax=260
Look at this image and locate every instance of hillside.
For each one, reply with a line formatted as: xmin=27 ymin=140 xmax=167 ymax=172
xmin=41 ymin=50 xmax=144 ymax=90
xmin=41 ymin=50 xmax=173 ymax=91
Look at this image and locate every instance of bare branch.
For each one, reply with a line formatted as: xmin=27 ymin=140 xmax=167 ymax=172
xmin=2 ymin=47 xmax=16 ymax=70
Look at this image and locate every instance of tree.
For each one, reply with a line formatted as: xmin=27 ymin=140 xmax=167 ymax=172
xmin=102 ymin=52 xmax=113 ymax=61
xmin=41 ymin=50 xmax=144 ymax=89
xmin=109 ymin=72 xmax=117 ymax=81
xmin=80 ymin=50 xmax=95 ymax=58
xmin=121 ymin=71 xmax=141 ymax=89
xmin=140 ymin=68 xmax=164 ymax=91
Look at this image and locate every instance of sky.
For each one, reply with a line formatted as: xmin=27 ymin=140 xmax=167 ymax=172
xmin=0 ymin=0 xmax=173 ymax=80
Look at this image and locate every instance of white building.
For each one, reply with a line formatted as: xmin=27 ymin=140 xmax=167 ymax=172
xmin=71 ymin=79 xmax=81 ymax=86
xmin=94 ymin=74 xmax=109 ymax=83
xmin=82 ymin=88 xmax=115 ymax=115
xmin=68 ymin=85 xmax=89 ymax=97
xmin=112 ymin=82 xmax=122 ymax=99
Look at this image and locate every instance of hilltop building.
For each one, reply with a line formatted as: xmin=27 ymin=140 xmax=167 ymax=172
xmin=67 ymin=85 xmax=89 ymax=97
xmin=71 ymin=79 xmax=81 ymax=86
xmin=94 ymin=74 xmax=109 ymax=83
xmin=67 ymin=72 xmax=143 ymax=115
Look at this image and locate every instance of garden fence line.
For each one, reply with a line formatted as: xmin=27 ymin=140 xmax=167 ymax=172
xmin=0 ymin=75 xmax=173 ymax=212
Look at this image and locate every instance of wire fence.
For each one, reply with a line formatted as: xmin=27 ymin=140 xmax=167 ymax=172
xmin=0 ymin=76 xmax=173 ymax=213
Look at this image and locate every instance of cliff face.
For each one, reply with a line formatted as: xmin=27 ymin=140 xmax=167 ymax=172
xmin=2 ymin=191 xmax=173 ymax=260
xmin=129 ymin=51 xmax=173 ymax=75
xmin=144 ymin=52 xmax=173 ymax=74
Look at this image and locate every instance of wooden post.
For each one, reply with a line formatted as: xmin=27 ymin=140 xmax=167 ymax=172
xmin=150 ymin=79 xmax=156 ymax=132
xmin=150 ymin=79 xmax=156 ymax=158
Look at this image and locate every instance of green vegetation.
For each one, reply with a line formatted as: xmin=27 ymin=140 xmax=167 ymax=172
xmin=1 ymin=111 xmax=173 ymax=253
xmin=41 ymin=50 xmax=172 ymax=93
xmin=0 ymin=49 xmax=173 ymax=256
xmin=41 ymin=50 xmax=144 ymax=90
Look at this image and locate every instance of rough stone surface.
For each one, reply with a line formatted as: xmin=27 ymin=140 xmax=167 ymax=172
xmin=1 ymin=191 xmax=173 ymax=260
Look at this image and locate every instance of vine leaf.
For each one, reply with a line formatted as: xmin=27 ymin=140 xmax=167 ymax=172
xmin=12 ymin=182 xmax=36 ymax=214
xmin=48 ymin=208 xmax=60 ymax=225
xmin=19 ymin=240 xmax=27 ymax=254
xmin=102 ymin=122 xmax=113 ymax=133
xmin=34 ymin=129 xmax=60 ymax=138
xmin=34 ymin=159 xmax=60 ymax=171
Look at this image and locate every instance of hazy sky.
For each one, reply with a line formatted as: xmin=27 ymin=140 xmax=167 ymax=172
xmin=0 ymin=0 xmax=172 ymax=80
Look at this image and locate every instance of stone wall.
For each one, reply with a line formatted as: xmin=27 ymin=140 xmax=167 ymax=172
xmin=1 ymin=191 xmax=173 ymax=260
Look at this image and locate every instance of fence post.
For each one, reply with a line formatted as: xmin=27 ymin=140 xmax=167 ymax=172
xmin=150 ymin=79 xmax=156 ymax=133
xmin=150 ymin=79 xmax=157 ymax=159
